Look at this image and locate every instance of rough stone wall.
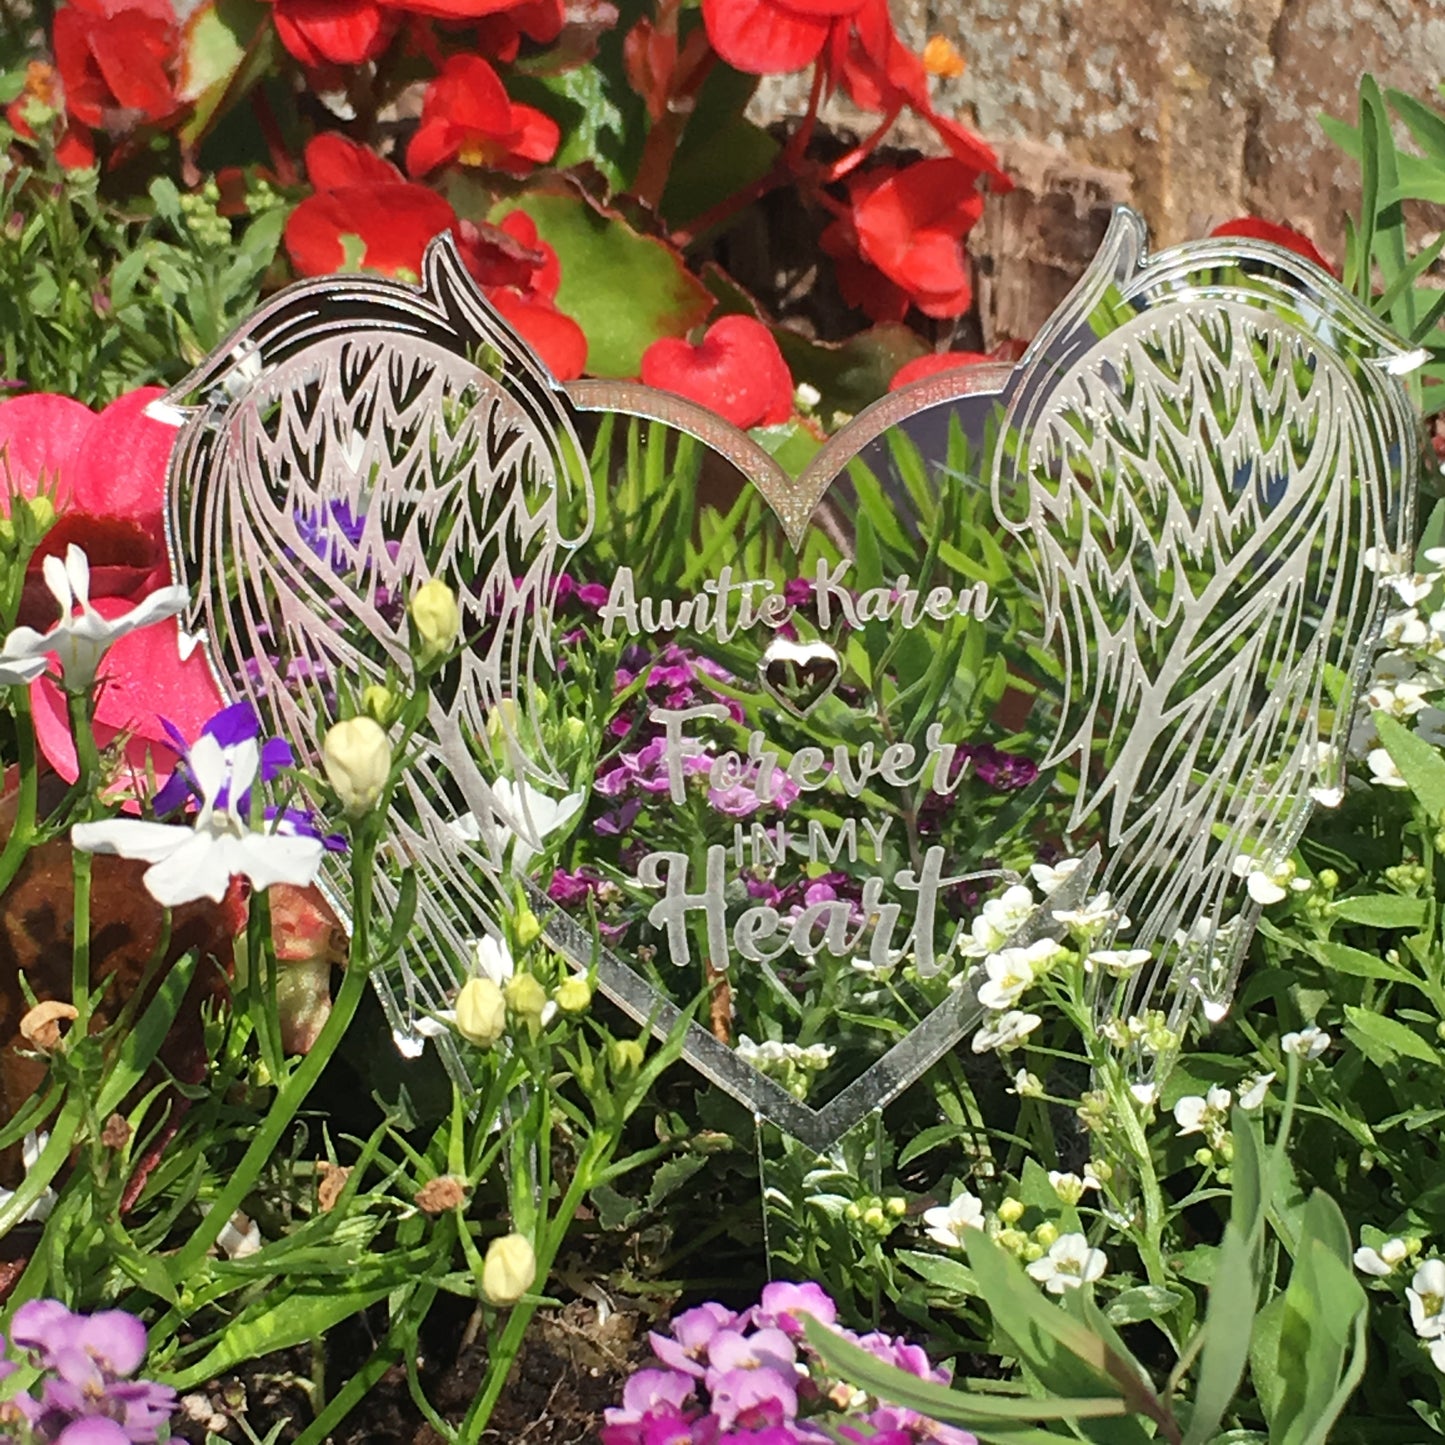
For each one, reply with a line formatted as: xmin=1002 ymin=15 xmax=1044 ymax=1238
xmin=752 ymin=0 xmax=1444 ymax=342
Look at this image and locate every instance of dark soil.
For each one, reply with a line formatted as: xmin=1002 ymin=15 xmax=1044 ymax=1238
xmin=171 ymin=1297 xmax=658 ymax=1445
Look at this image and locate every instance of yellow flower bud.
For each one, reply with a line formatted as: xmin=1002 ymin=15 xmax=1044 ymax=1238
xmin=514 ymin=907 xmax=542 ymax=948
xmin=25 ymin=495 xmax=54 ymax=530
xmin=455 ymin=977 xmax=507 ymax=1048
xmin=322 ymin=716 xmax=391 ymax=815
xmin=609 ymin=1039 xmax=645 ymax=1076
xmin=479 ymin=1232 xmax=536 ymax=1306
xmin=997 ymin=1197 xmax=1025 ymax=1225
xmin=361 ymin=684 xmax=398 ymax=722
xmin=553 ymin=976 xmax=592 ymax=1015
xmin=1034 ymin=1221 xmax=1059 ymax=1247
xmin=410 ymin=578 xmax=461 ymax=664
xmin=504 ymin=973 xmax=549 ymax=1029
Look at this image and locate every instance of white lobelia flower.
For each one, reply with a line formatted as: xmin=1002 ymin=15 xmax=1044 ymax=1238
xmin=0 ymin=1131 xmax=57 ymax=1223
xmin=957 ymin=884 xmax=1036 ymax=958
xmin=453 ymin=777 xmax=585 ymax=875
xmin=972 ymin=1009 xmax=1042 ymax=1054
xmin=1281 ymin=1026 xmax=1331 ymax=1060
xmin=1354 ymin=1237 xmax=1409 ymax=1277
xmin=1174 ymin=1087 xmax=1232 ymax=1140
xmin=0 ymin=544 xmax=188 ymax=691
xmin=922 ymin=1191 xmax=985 ymax=1248
xmin=1237 ymin=1072 xmax=1276 ymax=1110
xmin=1026 ymin=1233 xmax=1107 ymax=1293
xmin=71 ymin=734 xmax=324 ymax=907
xmin=1409 ymin=1259 xmax=1445 ymax=1339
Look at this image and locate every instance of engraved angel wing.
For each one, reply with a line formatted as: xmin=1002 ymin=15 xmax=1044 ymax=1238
xmin=163 ymin=236 xmax=594 ymax=1069
xmin=991 ymin=210 xmax=1420 ymax=1024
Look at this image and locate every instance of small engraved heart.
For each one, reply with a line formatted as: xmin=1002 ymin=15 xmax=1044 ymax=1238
xmin=759 ymin=638 xmax=841 ymax=717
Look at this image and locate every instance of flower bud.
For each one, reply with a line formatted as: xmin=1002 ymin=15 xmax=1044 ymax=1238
xmin=24 ymin=494 xmax=54 ymax=530
xmin=886 ymin=1196 xmax=907 ymax=1217
xmin=553 ymin=976 xmax=592 ymax=1015
xmin=480 ymin=1232 xmax=536 ymax=1306
xmin=322 ymin=717 xmax=391 ymax=815
xmin=361 ymin=684 xmax=399 ymax=723
xmin=514 ymin=907 xmax=542 ymax=948
xmin=455 ymin=977 xmax=507 ymax=1048
xmin=410 ymin=579 xmax=461 ymax=664
xmin=609 ymin=1039 xmax=645 ymax=1076
xmin=861 ymin=1205 xmax=886 ymax=1231
xmin=996 ymin=1228 xmax=1027 ymax=1254
xmin=504 ymin=973 xmax=549 ymax=1031
xmin=1034 ymin=1221 xmax=1059 ymax=1247
xmin=997 ymin=1197 xmax=1025 ymax=1225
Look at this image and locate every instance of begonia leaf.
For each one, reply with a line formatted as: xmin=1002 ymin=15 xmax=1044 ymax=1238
xmin=497 ymin=189 xmax=712 ymax=378
xmin=177 ymin=0 xmax=274 ymax=147
xmin=774 ymin=321 xmax=927 ymax=418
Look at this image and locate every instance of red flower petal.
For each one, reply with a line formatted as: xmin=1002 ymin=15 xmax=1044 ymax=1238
xmin=30 ymin=606 xmax=224 ymax=788
xmin=640 ymin=316 xmax=794 ymax=431
xmin=0 ymin=393 xmax=96 ymax=511
xmin=68 ymin=387 xmax=173 ymax=546
xmin=418 ymin=53 xmax=513 ymax=135
xmin=701 ymin=0 xmax=830 ymax=74
xmin=838 ymin=0 xmax=929 ymax=112
xmin=503 ymin=103 xmax=560 ymax=170
xmin=488 ymin=289 xmax=588 ymax=381
xmin=304 ymin=132 xmax=400 ymax=188
xmin=1211 ymin=217 xmax=1334 ymax=274
xmin=268 ymin=0 xmax=396 ymax=66
xmin=89 ymin=10 xmax=176 ymax=119
xmin=820 ymin=214 xmax=910 ymax=323
xmin=889 ymin=351 xmax=992 ymax=391
xmin=285 ymin=184 xmax=458 ymax=276
xmin=927 ymin=111 xmax=1012 ymax=191
xmin=404 ymin=117 xmax=461 ymax=179
xmin=498 ymin=209 xmax=560 ymax=297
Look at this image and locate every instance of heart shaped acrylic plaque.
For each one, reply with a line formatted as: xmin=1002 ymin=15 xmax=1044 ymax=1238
xmin=160 ymin=209 xmax=1420 ymax=1149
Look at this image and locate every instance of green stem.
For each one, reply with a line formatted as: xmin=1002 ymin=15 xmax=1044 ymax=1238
xmin=170 ymin=832 xmax=379 ymax=1276
xmin=67 ymin=689 xmax=101 ymax=797
xmin=71 ymin=847 xmax=92 ymax=1032
xmin=455 ymin=1132 xmax=613 ymax=1443
xmin=0 ymin=684 xmax=39 ymax=894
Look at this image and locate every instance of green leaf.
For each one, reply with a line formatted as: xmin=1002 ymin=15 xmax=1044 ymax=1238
xmin=1309 ymin=940 xmax=1416 ymax=987
xmin=897 ymin=1249 xmax=978 ymax=1297
xmin=775 ymin=323 xmax=927 ymax=418
xmin=501 ymin=189 xmax=712 ymax=378
xmin=1375 ymin=712 xmax=1445 ymax=819
xmin=175 ymin=0 xmax=273 ymax=147
xmin=1104 ymin=1285 xmax=1184 ymax=1327
xmin=1342 ymin=1004 xmax=1441 ymax=1066
xmin=1387 ymin=88 xmax=1445 ymax=168
xmin=1329 ymin=892 xmax=1428 ymax=929
xmin=1183 ymin=1223 xmax=1256 ymax=1445
xmin=509 ymin=62 xmax=645 ymax=196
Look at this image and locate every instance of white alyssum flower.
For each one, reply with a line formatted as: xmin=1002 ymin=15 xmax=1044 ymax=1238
xmin=1 ymin=544 xmax=187 ymax=691
xmin=1368 ymin=679 xmax=1432 ymax=717
xmin=71 ymin=734 xmax=324 ymax=907
xmin=1174 ymin=1087 xmax=1232 ymax=1142
xmin=972 ymin=1010 xmax=1042 ymax=1054
xmin=1085 ymin=948 xmax=1151 ymax=977
xmin=976 ymin=939 xmax=1063 ymax=1010
xmin=1130 ymin=1081 xmax=1160 ymax=1107
xmin=1008 ymin=1068 xmax=1044 ymax=1098
xmin=1048 ymin=1169 xmax=1100 ymax=1205
xmin=1029 ymin=858 xmax=1082 ymax=896
xmin=1231 ymin=854 xmax=1310 ymax=905
xmin=957 ymin=884 xmax=1035 ymax=958
xmin=1238 ymin=1072 xmax=1275 ymax=1110
xmin=0 ymin=1131 xmax=57 ymax=1223
xmin=1354 ymin=1237 xmax=1409 ymax=1277
xmin=1409 ymin=1259 xmax=1445 ymax=1339
xmin=922 ymin=1191 xmax=985 ymax=1248
xmin=1367 ymin=748 xmax=1409 ymax=789
xmin=1282 ymin=1026 xmax=1331 ymax=1060
xmin=1026 ymin=1233 xmax=1107 ymax=1293
xmin=1053 ymin=892 xmax=1128 ymax=939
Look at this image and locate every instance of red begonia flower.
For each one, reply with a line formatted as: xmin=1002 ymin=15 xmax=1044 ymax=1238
xmin=1210 ymin=217 xmax=1334 ymax=275
xmin=834 ymin=0 xmax=929 ymax=113
xmin=851 ymin=158 xmax=984 ymax=318
xmin=701 ymin=0 xmax=834 ymax=75
xmin=30 ymin=605 xmax=225 ymax=787
xmin=489 ymin=288 xmax=588 ymax=381
xmin=263 ymin=0 xmax=398 ymax=67
xmin=303 ymin=131 xmax=405 ymax=188
xmin=0 ymin=386 xmax=226 ymax=782
xmin=924 ymin=111 xmax=1011 ymax=192
xmin=53 ymin=0 xmax=178 ymax=129
xmin=820 ymin=210 xmax=909 ymax=323
xmin=889 ymin=351 xmax=993 ymax=391
xmin=404 ymin=54 xmax=560 ymax=179
xmin=641 ymin=316 xmax=794 ymax=431
xmin=455 ymin=211 xmax=561 ymax=296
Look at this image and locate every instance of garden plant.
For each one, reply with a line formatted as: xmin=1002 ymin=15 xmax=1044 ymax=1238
xmin=0 ymin=1 xmax=1443 ymax=1442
